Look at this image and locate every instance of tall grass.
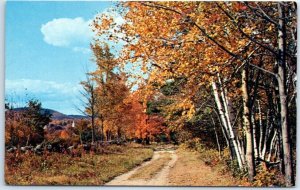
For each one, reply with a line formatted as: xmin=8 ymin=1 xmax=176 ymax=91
xmin=5 ymin=145 xmax=153 ymax=185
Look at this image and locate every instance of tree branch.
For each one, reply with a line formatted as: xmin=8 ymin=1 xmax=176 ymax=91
xmin=140 ymin=2 xmax=238 ymax=58
xmin=192 ymin=23 xmax=237 ymax=57
xmin=216 ymin=2 xmax=278 ymax=56
xmin=140 ymin=2 xmax=182 ymax=15
xmin=243 ymin=2 xmax=279 ymax=28
xmin=249 ymin=63 xmax=277 ymax=77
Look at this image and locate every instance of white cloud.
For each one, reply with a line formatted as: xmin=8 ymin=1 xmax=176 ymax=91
xmin=40 ymin=10 xmax=127 ymax=55
xmin=5 ymin=79 xmax=82 ymax=114
xmin=41 ymin=17 xmax=93 ymax=47
xmin=5 ymin=79 xmax=80 ymax=96
xmin=72 ymin=46 xmax=91 ymax=54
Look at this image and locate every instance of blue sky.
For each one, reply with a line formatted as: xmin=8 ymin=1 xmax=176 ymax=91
xmin=5 ymin=1 xmax=117 ymax=114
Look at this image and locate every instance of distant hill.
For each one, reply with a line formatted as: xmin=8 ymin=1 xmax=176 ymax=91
xmin=12 ymin=107 xmax=88 ymax=120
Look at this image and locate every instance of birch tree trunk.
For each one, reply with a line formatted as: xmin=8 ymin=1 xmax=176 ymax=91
xmin=275 ymin=140 xmax=280 ymax=163
xmin=261 ymin=125 xmax=270 ymax=160
xmin=267 ymin=129 xmax=277 ymax=162
xmin=242 ymin=67 xmax=255 ymax=181
xmin=236 ymin=138 xmax=246 ymax=165
xmin=217 ymin=74 xmax=233 ymax=127
xmin=217 ymin=75 xmax=245 ymax=165
xmin=277 ymin=3 xmax=293 ymax=186
xmin=212 ymin=81 xmax=244 ymax=169
xmin=251 ymin=113 xmax=258 ymax=159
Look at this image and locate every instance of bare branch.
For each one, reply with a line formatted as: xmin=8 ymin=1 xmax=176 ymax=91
xmin=243 ymin=2 xmax=279 ymax=28
xmin=249 ymin=63 xmax=277 ymax=77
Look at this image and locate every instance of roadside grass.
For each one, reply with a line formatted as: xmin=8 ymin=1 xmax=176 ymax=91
xmin=129 ymin=152 xmax=172 ymax=180
xmin=5 ymin=145 xmax=153 ymax=185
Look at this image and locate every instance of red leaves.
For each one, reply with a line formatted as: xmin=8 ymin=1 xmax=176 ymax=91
xmin=233 ymin=3 xmax=247 ymax=11
xmin=209 ymin=13 xmax=221 ymax=23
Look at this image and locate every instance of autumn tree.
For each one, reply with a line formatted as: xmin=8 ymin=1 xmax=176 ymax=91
xmin=22 ymin=99 xmax=51 ymax=145
xmin=79 ymin=74 xmax=98 ymax=143
xmin=5 ymin=99 xmax=51 ymax=147
xmin=121 ymin=90 xmax=168 ymax=144
xmin=81 ymin=42 xmax=131 ymax=142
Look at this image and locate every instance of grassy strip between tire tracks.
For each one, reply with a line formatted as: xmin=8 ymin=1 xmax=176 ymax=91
xmin=129 ymin=152 xmax=172 ymax=180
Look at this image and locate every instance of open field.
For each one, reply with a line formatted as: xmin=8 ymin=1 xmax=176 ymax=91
xmin=5 ymin=145 xmax=153 ymax=185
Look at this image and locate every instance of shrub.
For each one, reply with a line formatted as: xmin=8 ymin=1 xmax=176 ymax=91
xmin=182 ymin=139 xmax=220 ymax=165
xmin=181 ymin=138 xmax=201 ymax=150
xmin=253 ymin=163 xmax=285 ymax=187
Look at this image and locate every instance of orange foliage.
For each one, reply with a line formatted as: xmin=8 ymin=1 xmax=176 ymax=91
xmin=59 ymin=130 xmax=71 ymax=140
xmin=123 ymin=91 xmax=167 ymax=141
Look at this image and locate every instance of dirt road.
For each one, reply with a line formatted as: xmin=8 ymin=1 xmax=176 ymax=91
xmin=105 ymin=150 xmax=177 ymax=186
xmin=105 ymin=148 xmax=238 ymax=186
xmin=168 ymin=149 xmax=239 ymax=186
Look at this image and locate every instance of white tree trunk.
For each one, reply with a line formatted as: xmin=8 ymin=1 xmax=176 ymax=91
xmin=236 ymin=137 xmax=246 ymax=165
xmin=277 ymin=3 xmax=293 ymax=186
xmin=217 ymin=75 xmax=245 ymax=165
xmin=212 ymin=81 xmax=244 ymax=169
xmin=242 ymin=67 xmax=255 ymax=181
xmin=261 ymin=126 xmax=269 ymax=160
xmin=267 ymin=129 xmax=277 ymax=162
xmin=251 ymin=113 xmax=258 ymax=159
